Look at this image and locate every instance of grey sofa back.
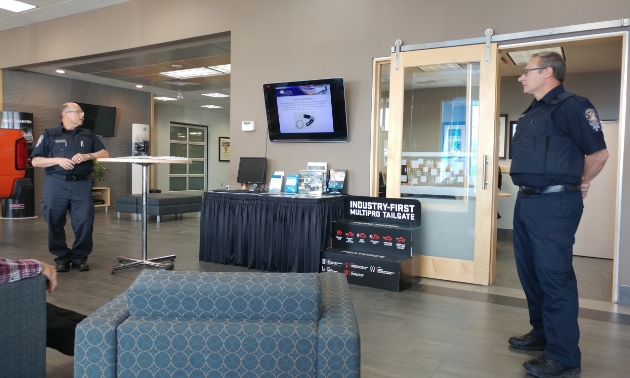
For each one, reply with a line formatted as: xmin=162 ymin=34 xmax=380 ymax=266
xmin=126 ymin=271 xmax=323 ymax=320
xmin=0 ymin=275 xmax=46 ymax=378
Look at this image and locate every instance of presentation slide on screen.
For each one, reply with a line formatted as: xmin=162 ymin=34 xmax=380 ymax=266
xmin=276 ymin=85 xmax=334 ymax=133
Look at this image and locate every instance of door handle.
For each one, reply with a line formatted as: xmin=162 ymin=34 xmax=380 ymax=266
xmin=482 ymin=154 xmax=489 ymax=189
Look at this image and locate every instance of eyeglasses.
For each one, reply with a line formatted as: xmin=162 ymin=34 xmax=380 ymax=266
xmin=64 ymin=110 xmax=84 ymax=116
xmin=521 ymin=67 xmax=549 ymax=76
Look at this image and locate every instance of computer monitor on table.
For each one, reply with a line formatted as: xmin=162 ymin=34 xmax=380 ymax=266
xmin=237 ymin=157 xmax=267 ymax=189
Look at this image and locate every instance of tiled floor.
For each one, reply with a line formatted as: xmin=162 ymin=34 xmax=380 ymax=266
xmin=2 ymin=210 xmax=628 ymax=377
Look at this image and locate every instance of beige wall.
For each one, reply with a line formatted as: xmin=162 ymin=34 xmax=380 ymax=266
xmin=1 ymin=0 xmax=629 ymax=286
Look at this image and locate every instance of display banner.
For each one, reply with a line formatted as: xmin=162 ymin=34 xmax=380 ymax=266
xmin=344 ymin=195 xmax=421 ymax=226
xmin=332 ymin=221 xmax=418 ymax=257
xmin=1 ymin=111 xmax=34 ymax=154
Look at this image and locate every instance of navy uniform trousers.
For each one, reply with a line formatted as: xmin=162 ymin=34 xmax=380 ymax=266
xmin=513 ymin=189 xmax=583 ymax=367
xmin=42 ymin=174 xmax=94 ymax=264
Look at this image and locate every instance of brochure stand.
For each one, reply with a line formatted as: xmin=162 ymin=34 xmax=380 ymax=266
xmin=322 ymin=196 xmax=421 ymax=291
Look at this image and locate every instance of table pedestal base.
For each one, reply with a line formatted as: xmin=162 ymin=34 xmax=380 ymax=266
xmin=110 ymin=254 xmax=176 ymax=273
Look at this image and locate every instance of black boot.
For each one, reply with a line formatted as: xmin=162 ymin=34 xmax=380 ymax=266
xmin=523 ymin=355 xmax=581 ymax=377
xmin=509 ymin=332 xmax=546 ymax=351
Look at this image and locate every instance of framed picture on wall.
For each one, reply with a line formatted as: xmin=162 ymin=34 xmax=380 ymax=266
xmin=499 ymin=114 xmax=508 ymax=159
xmin=508 ymin=121 xmax=518 ymax=159
xmin=219 ymin=137 xmax=230 ymax=162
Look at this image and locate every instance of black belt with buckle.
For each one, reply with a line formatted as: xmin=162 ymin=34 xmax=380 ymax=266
xmin=49 ymin=173 xmax=88 ymax=181
xmin=519 ymin=184 xmax=581 ymax=196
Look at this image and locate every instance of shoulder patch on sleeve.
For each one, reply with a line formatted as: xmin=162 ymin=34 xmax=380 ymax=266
xmin=35 ymin=134 xmax=44 ymax=147
xmin=583 ymin=107 xmax=602 ymax=132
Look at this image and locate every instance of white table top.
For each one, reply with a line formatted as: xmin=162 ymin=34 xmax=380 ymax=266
xmin=97 ymin=157 xmax=192 ymax=164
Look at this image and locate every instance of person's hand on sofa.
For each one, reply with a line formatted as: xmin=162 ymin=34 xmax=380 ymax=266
xmin=40 ymin=262 xmax=58 ymax=293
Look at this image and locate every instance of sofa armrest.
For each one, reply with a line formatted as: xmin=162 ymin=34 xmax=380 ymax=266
xmin=0 ymin=275 xmax=46 ymax=378
xmin=74 ymin=293 xmax=129 ymax=378
xmin=318 ymin=272 xmax=361 ymax=378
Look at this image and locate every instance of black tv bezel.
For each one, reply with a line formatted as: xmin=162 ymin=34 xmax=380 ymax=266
xmin=76 ymin=102 xmax=117 ymax=137
xmin=237 ymin=157 xmax=268 ymax=185
xmin=263 ymin=78 xmax=348 ymax=143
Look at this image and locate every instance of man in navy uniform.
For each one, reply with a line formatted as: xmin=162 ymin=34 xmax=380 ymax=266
xmin=509 ymin=52 xmax=609 ymax=377
xmin=31 ymin=102 xmax=109 ymax=272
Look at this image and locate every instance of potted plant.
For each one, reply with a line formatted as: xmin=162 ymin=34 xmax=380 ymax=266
xmin=90 ymin=161 xmax=107 ymax=186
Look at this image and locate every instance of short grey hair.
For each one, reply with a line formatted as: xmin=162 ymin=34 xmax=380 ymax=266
xmin=532 ymin=51 xmax=566 ymax=83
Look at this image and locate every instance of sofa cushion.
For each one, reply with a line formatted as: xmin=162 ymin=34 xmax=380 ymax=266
xmin=118 ymin=315 xmax=318 ymax=377
xmin=127 ymin=271 xmax=322 ymax=321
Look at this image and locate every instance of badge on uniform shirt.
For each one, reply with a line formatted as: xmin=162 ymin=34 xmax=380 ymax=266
xmin=35 ymin=134 xmax=44 ymax=147
xmin=583 ymin=107 xmax=602 ymax=132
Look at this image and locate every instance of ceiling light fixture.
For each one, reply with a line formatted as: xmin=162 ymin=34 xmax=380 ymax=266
xmin=160 ymin=67 xmax=225 ymax=79
xmin=201 ymin=93 xmax=230 ymax=98
xmin=207 ymin=64 xmax=231 ymax=74
xmin=171 ymin=64 xmax=183 ymax=68
xmin=55 ymin=69 xmax=65 ymax=74
xmin=506 ymin=47 xmax=565 ymax=65
xmin=136 ymin=85 xmax=143 ymax=88
xmin=0 ymin=0 xmax=36 ymax=13
xmin=201 ymin=105 xmax=223 ymax=109
xmin=154 ymin=97 xmax=178 ymax=101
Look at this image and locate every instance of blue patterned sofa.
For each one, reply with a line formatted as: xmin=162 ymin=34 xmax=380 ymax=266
xmin=74 ymin=271 xmax=360 ymax=377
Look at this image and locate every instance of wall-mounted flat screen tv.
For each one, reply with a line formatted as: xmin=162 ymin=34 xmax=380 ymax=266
xmin=263 ymin=78 xmax=348 ymax=142
xmin=76 ymin=102 xmax=117 ymax=137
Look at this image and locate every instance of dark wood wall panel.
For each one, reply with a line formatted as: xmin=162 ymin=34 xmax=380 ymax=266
xmin=2 ymin=70 xmax=151 ymax=214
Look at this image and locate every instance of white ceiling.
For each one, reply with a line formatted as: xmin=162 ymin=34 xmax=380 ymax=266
xmin=0 ymin=0 xmax=133 ymax=32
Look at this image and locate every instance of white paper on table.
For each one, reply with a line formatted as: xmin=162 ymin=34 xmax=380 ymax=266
xmin=411 ymin=178 xmax=418 ymax=185
xmin=411 ymin=161 xmax=419 ymax=169
xmin=401 ymin=159 xmax=407 ymax=165
xmin=418 ymin=159 xmax=423 ymax=164
xmin=423 ymin=167 xmax=429 ymax=172
xmin=421 ymin=176 xmax=427 ymax=183
xmin=457 ymin=176 xmax=464 ymax=183
xmin=430 ymin=169 xmax=437 ymax=176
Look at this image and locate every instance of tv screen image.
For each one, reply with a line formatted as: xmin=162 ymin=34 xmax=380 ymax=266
xmin=263 ymin=78 xmax=348 ymax=142
xmin=76 ymin=102 xmax=117 ymax=137
xmin=237 ymin=157 xmax=267 ymax=185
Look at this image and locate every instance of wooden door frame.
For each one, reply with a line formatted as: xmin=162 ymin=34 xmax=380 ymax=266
xmin=380 ymin=43 xmax=500 ymax=286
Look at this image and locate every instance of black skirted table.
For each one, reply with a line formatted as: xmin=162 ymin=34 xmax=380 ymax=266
xmin=199 ymin=192 xmax=344 ymax=273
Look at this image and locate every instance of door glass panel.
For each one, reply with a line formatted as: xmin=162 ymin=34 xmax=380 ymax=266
xmin=190 ymin=161 xmax=204 ymax=174
xmin=188 ymin=128 xmax=205 ymax=143
xmin=170 ymin=164 xmax=186 ymax=174
xmin=170 ymin=126 xmax=187 ymax=141
xmin=189 ymin=144 xmax=205 ymax=158
xmin=189 ymin=177 xmax=204 ymax=190
xmin=402 ymin=62 xmax=480 ymax=261
xmin=377 ymin=63 xmax=390 ymax=197
xmin=170 ymin=143 xmax=187 ymax=157
xmin=170 ymin=177 xmax=186 ymax=191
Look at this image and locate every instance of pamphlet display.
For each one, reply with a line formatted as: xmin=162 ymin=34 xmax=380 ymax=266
xmin=327 ymin=169 xmax=346 ymax=194
xmin=269 ymin=171 xmax=284 ymax=193
xmin=298 ymin=170 xmax=325 ymax=194
xmin=322 ymin=196 xmax=421 ymax=292
xmin=285 ymin=175 xmax=299 ymax=193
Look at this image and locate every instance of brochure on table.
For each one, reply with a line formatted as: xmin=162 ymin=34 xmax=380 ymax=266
xmin=269 ymin=171 xmax=285 ymax=193
xmin=285 ymin=175 xmax=299 ymax=193
xmin=298 ymin=170 xmax=325 ymax=194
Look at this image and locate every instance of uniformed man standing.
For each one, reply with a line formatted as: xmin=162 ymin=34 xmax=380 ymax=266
xmin=31 ymin=102 xmax=109 ymax=272
xmin=508 ymin=52 xmax=609 ymax=377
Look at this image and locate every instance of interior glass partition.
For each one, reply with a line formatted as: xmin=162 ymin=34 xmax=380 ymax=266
xmin=402 ymin=63 xmax=480 ymax=261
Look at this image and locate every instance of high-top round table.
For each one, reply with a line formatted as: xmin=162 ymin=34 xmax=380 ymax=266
xmin=97 ymin=157 xmax=191 ymax=273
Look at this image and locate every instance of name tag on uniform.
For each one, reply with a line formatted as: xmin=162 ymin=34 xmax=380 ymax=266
xmin=55 ymin=139 xmax=67 ymax=146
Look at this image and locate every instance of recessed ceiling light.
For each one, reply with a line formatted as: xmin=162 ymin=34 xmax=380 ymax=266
xmin=160 ymin=67 xmax=226 ymax=79
xmin=171 ymin=64 xmax=183 ymax=68
xmin=201 ymin=105 xmax=223 ymax=109
xmin=201 ymin=93 xmax=230 ymax=98
xmin=154 ymin=97 xmax=178 ymax=101
xmin=506 ymin=47 xmax=565 ymax=65
xmin=0 ymin=0 xmax=36 ymax=13
xmin=208 ymin=64 xmax=231 ymax=74
xmin=136 ymin=85 xmax=143 ymax=88
xmin=55 ymin=69 xmax=65 ymax=74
